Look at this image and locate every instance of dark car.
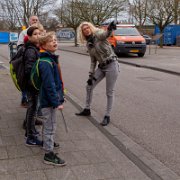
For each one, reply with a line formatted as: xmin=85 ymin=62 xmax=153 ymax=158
xmin=143 ymin=35 xmax=152 ymax=45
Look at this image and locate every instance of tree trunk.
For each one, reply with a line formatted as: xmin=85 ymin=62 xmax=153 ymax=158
xmin=74 ymin=28 xmax=78 ymax=47
xmin=159 ymin=28 xmax=163 ymax=48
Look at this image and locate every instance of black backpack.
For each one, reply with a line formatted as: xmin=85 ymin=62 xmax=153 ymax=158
xmin=9 ymin=46 xmax=27 ymax=91
xmin=10 ymin=45 xmax=38 ymax=92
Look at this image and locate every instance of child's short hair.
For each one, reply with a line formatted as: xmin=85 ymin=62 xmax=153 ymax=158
xmin=27 ymin=26 xmax=39 ymax=36
xmin=39 ymin=32 xmax=56 ymax=46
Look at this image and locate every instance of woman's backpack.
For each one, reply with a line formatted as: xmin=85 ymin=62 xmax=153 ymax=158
xmin=9 ymin=46 xmax=27 ymax=91
xmin=9 ymin=45 xmax=37 ymax=92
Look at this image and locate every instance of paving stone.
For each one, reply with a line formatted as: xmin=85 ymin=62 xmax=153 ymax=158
xmin=44 ymin=167 xmax=77 ymax=180
xmin=0 ymin=120 xmax=9 ymax=129
xmin=0 ymin=127 xmax=23 ymax=136
xmin=16 ymin=171 xmax=47 ymax=180
xmin=95 ymin=142 xmax=128 ymax=163
xmin=24 ymin=156 xmax=48 ymax=171
xmin=6 ymin=158 xmax=28 ymax=174
xmin=113 ymin=161 xmax=151 ymax=180
xmin=57 ymin=140 xmax=77 ymax=152
xmin=60 ymin=151 xmax=91 ymax=166
xmin=67 ymin=131 xmax=89 ymax=141
xmin=71 ymin=151 xmax=90 ymax=165
xmin=30 ymin=146 xmax=44 ymax=156
xmin=83 ymin=129 xmax=110 ymax=143
xmin=73 ymin=139 xmax=96 ymax=151
xmin=6 ymin=145 xmax=33 ymax=158
xmin=7 ymin=120 xmax=22 ymax=128
xmin=0 ymin=147 xmax=8 ymax=159
xmin=71 ymin=164 xmax=102 ymax=180
xmin=82 ymin=150 xmax=106 ymax=164
xmin=100 ymin=178 xmax=125 ymax=180
xmin=105 ymin=124 xmax=122 ymax=136
xmin=1 ymin=136 xmax=16 ymax=146
xmin=0 ymin=159 xmax=8 ymax=175
xmin=0 ymin=137 xmax=3 ymax=146
xmin=93 ymin=163 xmax=123 ymax=179
xmin=14 ymin=135 xmax=27 ymax=146
xmin=0 ymin=174 xmax=16 ymax=180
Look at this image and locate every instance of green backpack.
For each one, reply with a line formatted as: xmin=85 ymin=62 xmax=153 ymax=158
xmin=31 ymin=58 xmax=52 ymax=91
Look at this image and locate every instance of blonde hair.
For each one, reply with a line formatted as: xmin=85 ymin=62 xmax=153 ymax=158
xmin=31 ymin=23 xmax=45 ymax=34
xmin=77 ymin=22 xmax=100 ymax=44
xmin=39 ymin=32 xmax=56 ymax=46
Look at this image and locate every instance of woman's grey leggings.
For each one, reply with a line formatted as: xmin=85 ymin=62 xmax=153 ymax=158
xmin=85 ymin=61 xmax=119 ymax=116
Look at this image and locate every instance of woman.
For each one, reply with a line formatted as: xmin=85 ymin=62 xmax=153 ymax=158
xmin=24 ymin=26 xmax=42 ymax=146
xmin=76 ymin=21 xmax=120 ymax=126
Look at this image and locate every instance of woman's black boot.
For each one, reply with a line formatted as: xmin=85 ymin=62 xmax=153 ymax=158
xmin=100 ymin=116 xmax=110 ymax=126
xmin=75 ymin=109 xmax=91 ymax=116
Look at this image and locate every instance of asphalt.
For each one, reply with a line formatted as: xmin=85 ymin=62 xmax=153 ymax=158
xmin=58 ymin=42 xmax=180 ymax=77
xmin=0 ymin=43 xmax=180 ymax=180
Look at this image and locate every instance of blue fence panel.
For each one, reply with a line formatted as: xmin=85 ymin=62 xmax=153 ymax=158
xmin=154 ymin=25 xmax=180 ymax=45
xmin=0 ymin=32 xmax=9 ymax=43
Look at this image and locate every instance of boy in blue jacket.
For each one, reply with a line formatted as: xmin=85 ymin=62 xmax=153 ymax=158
xmin=38 ymin=32 xmax=66 ymax=166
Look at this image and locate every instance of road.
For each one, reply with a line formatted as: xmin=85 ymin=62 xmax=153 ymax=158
xmin=1 ymin=44 xmax=180 ymax=176
xmin=58 ymin=50 xmax=180 ymax=176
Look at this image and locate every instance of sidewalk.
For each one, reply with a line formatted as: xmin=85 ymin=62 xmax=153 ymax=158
xmin=0 ymin=60 xmax=152 ymax=180
xmin=0 ymin=44 xmax=180 ymax=180
xmin=58 ymin=42 xmax=180 ymax=76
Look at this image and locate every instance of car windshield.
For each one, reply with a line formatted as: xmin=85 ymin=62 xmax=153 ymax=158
xmin=114 ymin=27 xmax=140 ymax=36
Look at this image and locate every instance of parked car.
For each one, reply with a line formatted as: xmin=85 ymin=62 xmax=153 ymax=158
xmin=143 ymin=35 xmax=152 ymax=45
xmin=101 ymin=24 xmax=146 ymax=57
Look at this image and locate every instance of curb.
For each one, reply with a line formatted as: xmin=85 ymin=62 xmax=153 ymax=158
xmin=59 ymin=47 xmax=180 ymax=77
xmin=65 ymin=92 xmax=180 ymax=180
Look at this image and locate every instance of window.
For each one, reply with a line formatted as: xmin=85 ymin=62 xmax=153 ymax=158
xmin=114 ymin=27 xmax=140 ymax=36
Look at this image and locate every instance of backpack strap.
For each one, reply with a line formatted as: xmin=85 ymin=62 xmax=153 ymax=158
xmin=30 ymin=57 xmax=53 ymax=91
xmin=37 ymin=58 xmax=53 ymax=76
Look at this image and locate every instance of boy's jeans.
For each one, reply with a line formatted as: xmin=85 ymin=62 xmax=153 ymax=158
xmin=41 ymin=107 xmax=57 ymax=152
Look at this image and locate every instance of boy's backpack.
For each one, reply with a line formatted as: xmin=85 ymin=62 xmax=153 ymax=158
xmin=9 ymin=46 xmax=27 ymax=91
xmin=30 ymin=58 xmax=52 ymax=91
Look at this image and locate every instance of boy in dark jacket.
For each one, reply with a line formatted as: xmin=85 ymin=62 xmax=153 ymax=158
xmin=24 ymin=26 xmax=42 ymax=146
xmin=38 ymin=32 xmax=66 ymax=166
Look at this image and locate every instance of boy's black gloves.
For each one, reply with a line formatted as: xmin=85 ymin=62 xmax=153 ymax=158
xmin=87 ymin=75 xmax=96 ymax=86
xmin=108 ymin=21 xmax=117 ymax=31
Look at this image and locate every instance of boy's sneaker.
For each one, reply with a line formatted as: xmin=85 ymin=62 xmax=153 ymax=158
xmin=44 ymin=152 xmax=66 ymax=166
xmin=25 ymin=130 xmax=40 ymax=139
xmin=26 ymin=137 xmax=43 ymax=147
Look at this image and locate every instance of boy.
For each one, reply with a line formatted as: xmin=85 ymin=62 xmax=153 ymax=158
xmin=38 ymin=32 xmax=66 ymax=166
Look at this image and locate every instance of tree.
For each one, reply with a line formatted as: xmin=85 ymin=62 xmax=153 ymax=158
xmin=54 ymin=0 xmax=127 ymax=46
xmin=73 ymin=0 xmax=126 ymax=25
xmin=54 ymin=0 xmax=82 ymax=46
xmin=173 ymin=0 xmax=180 ymax=24
xmin=146 ymin=0 xmax=175 ymax=47
xmin=0 ymin=0 xmax=56 ymax=30
xmin=131 ymin=0 xmax=148 ymax=28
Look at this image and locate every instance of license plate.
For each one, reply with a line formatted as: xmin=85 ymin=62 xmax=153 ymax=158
xmin=130 ymin=50 xmax=139 ymax=53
